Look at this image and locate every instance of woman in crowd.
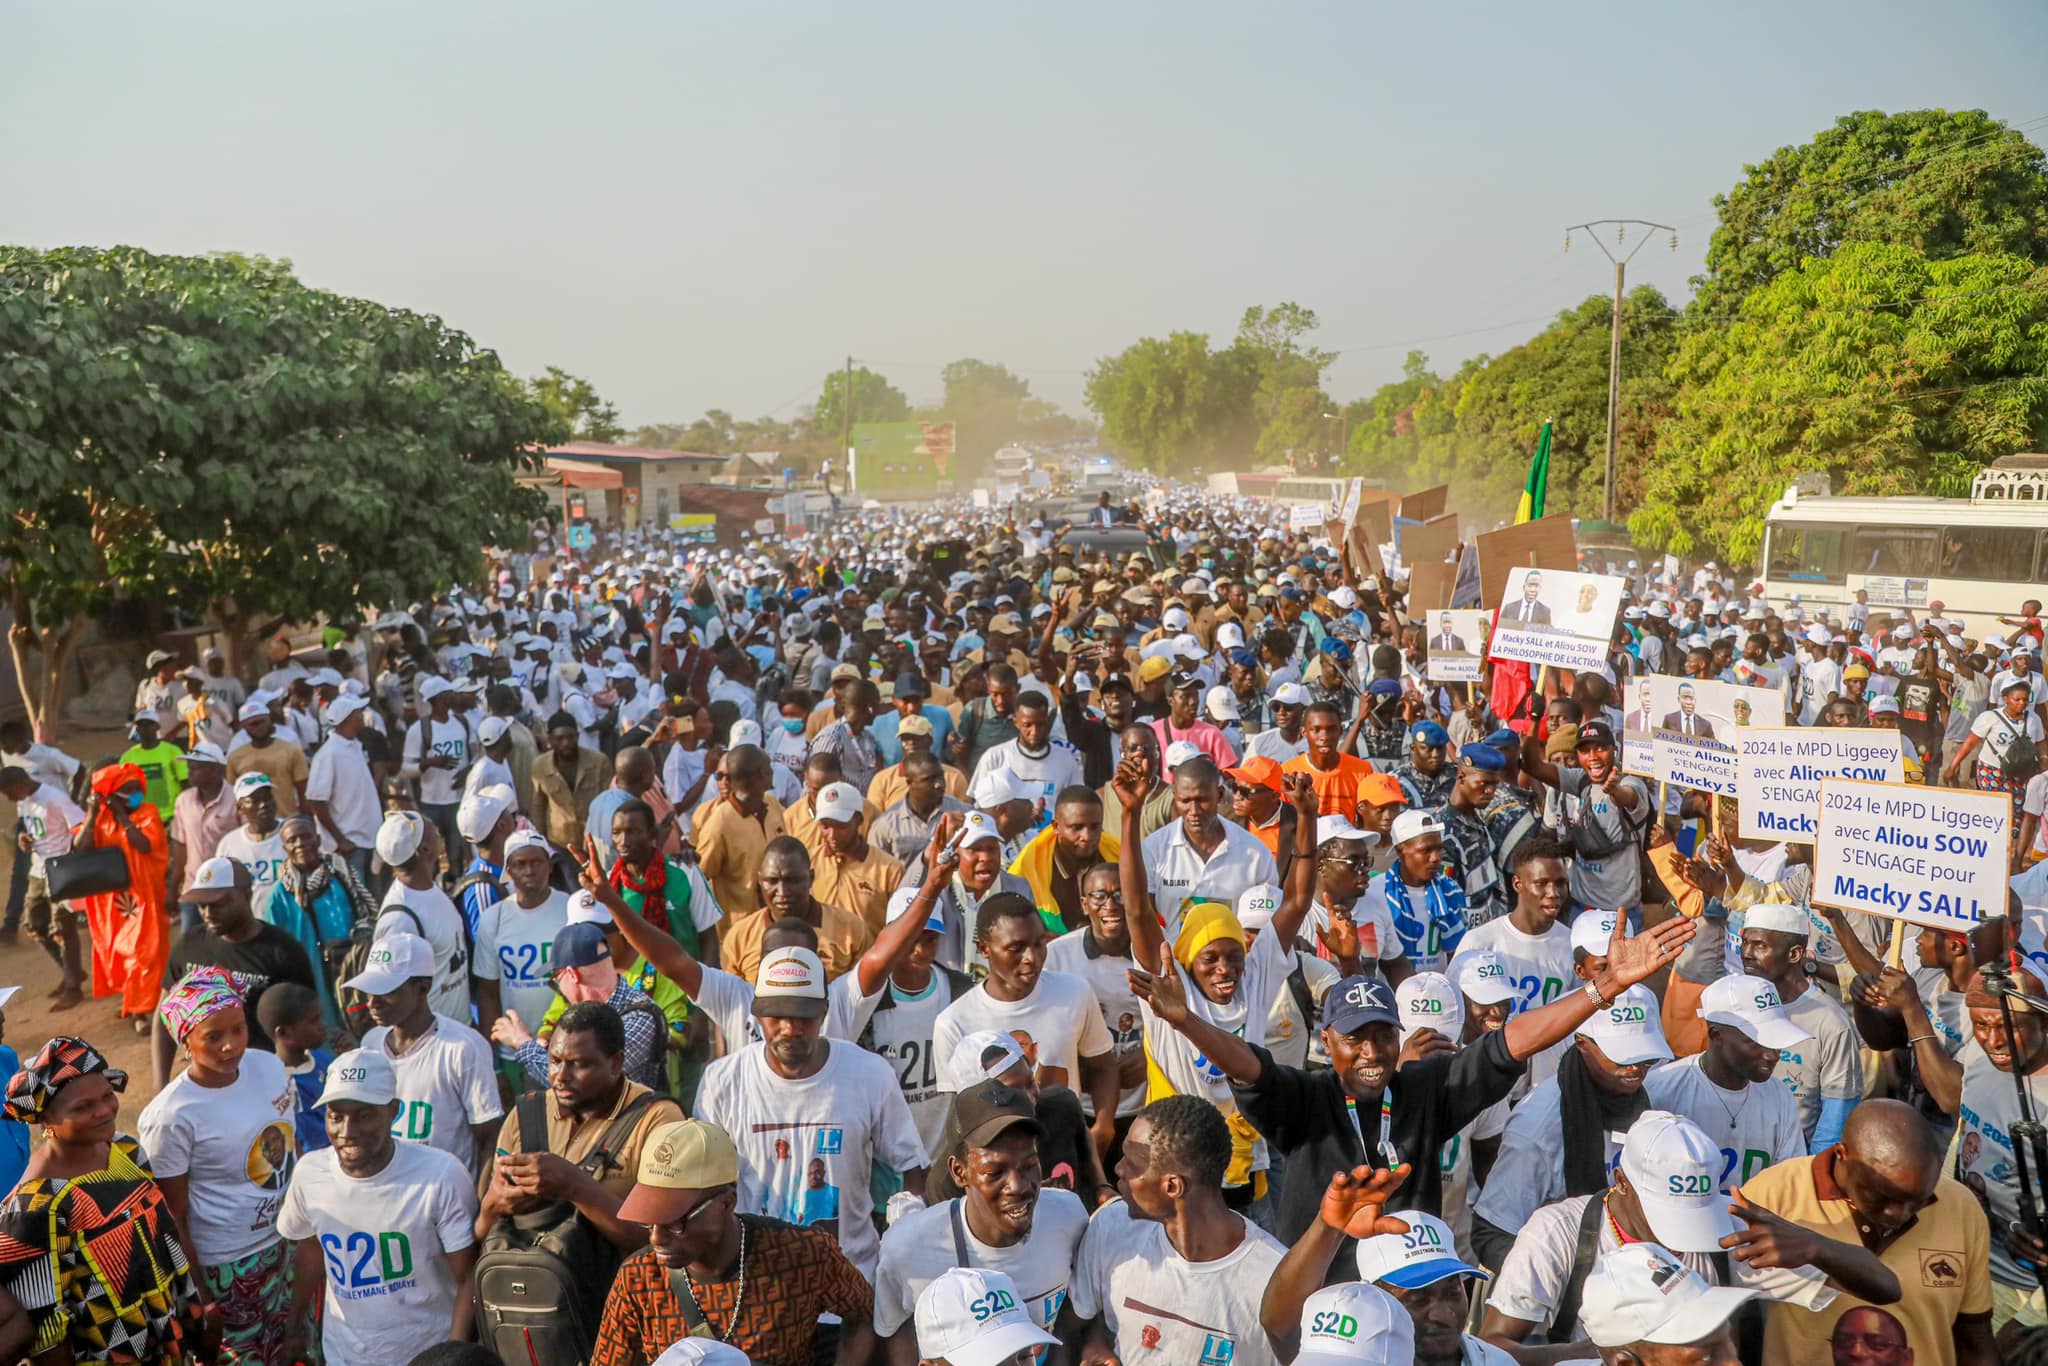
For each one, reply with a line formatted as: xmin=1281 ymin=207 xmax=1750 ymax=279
xmin=70 ymin=762 xmax=175 ymax=1034
xmin=261 ymin=813 xmax=376 ymax=1030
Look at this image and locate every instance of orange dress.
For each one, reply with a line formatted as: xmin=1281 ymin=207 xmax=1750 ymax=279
xmin=74 ymin=763 xmax=173 ymax=1018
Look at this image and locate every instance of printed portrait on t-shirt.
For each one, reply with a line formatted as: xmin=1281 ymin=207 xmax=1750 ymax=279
xmin=1830 ymin=1306 xmax=1910 ymax=1366
xmin=246 ymin=1119 xmax=299 ymax=1191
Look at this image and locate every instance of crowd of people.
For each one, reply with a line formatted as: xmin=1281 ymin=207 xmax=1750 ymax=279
xmin=0 ymin=479 xmax=2043 ymax=1366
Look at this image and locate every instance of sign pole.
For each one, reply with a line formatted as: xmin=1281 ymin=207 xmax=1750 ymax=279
xmin=1886 ymin=918 xmax=1907 ymax=970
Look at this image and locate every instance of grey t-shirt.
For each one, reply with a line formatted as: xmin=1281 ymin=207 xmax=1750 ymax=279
xmin=1553 ymin=767 xmax=1648 ymax=910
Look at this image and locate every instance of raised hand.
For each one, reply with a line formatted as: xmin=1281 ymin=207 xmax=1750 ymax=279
xmin=1111 ymin=751 xmax=1154 ymax=811
xmin=1284 ymin=770 xmax=1318 ymax=821
xmin=1319 ymin=1163 xmax=1413 ymax=1240
xmin=1128 ymin=944 xmax=1191 ymax=1028
xmin=1601 ymin=913 xmax=1697 ymax=992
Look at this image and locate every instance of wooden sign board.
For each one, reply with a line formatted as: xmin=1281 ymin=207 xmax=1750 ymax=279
xmin=1475 ymin=516 xmax=1578 ymax=615
xmin=1409 ymin=559 xmax=1456 ymax=612
xmin=1401 ymin=484 xmax=1449 ymax=523
xmin=1402 ymin=518 xmax=1460 ymax=577
xmin=1346 ymin=525 xmax=1382 ymax=580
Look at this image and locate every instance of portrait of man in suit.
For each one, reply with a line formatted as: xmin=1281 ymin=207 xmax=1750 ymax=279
xmin=1661 ymin=681 xmax=1718 ymax=740
xmin=1507 ymin=570 xmax=1552 ymax=626
xmin=1625 ymin=680 xmax=1656 ymax=736
xmin=1433 ymin=613 xmax=1468 ymax=655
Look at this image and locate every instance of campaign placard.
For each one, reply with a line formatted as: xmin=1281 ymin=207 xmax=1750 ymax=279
xmin=1624 ymin=677 xmax=1784 ymax=782
xmin=1486 ymin=568 xmax=1624 ymax=674
xmin=1424 ymin=610 xmax=1490 ymax=682
xmin=1735 ymin=728 xmax=1906 ymax=843
xmin=1811 ymin=779 xmax=2010 ymax=931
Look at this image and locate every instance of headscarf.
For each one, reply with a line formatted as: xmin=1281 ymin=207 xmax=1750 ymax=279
xmin=4 ymin=1036 xmax=128 ymax=1124
xmin=277 ymin=816 xmax=376 ymax=930
xmin=158 ymin=966 xmax=246 ymax=1044
xmin=90 ymin=761 xmax=148 ymax=801
xmin=1172 ymin=899 xmax=1247 ymax=969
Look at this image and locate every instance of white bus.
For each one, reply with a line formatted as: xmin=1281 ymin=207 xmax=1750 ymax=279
xmin=1759 ymin=457 xmax=2048 ymax=635
xmin=989 ymin=446 xmax=1035 ymax=484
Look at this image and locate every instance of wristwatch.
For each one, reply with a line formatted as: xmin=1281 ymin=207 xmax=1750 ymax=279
xmin=1583 ymin=980 xmax=1613 ymax=1010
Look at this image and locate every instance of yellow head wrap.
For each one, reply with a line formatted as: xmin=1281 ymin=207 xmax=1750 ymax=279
xmin=1173 ymin=899 xmax=1247 ymax=969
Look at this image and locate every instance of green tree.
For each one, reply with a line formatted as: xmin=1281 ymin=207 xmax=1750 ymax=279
xmin=1693 ymin=108 xmax=2048 ymax=316
xmin=0 ymin=247 xmax=558 ymax=739
xmin=813 ymin=366 xmax=909 ymax=441
xmin=1633 ymin=242 xmax=2048 ymax=562
xmin=1236 ymin=303 xmax=1335 ymax=461
xmin=526 ymin=366 xmax=623 ymax=442
xmin=1084 ymin=331 xmax=1259 ymax=472
xmin=938 ymin=359 xmax=1035 ymax=475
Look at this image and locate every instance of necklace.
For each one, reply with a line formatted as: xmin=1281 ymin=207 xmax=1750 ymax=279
xmin=1704 ymin=1073 xmax=1748 ymax=1128
xmin=683 ymin=1216 xmax=748 ymax=1343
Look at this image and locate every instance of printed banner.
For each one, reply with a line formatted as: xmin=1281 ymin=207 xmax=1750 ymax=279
xmin=1624 ymin=677 xmax=1786 ymax=788
xmin=1424 ymin=610 xmax=1490 ymax=682
xmin=1735 ymin=728 xmax=1906 ymax=843
xmin=1290 ymin=501 xmax=1327 ymax=532
xmin=1811 ymin=779 xmax=2010 ymax=931
xmin=1487 ymin=568 xmax=1624 ymax=674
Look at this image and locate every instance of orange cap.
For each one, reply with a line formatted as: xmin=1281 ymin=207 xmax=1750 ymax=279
xmin=1356 ymin=773 xmax=1407 ymax=808
xmin=1223 ymin=754 xmax=1284 ymax=794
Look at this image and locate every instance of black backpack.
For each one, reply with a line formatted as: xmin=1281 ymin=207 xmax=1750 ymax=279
xmin=474 ymin=1089 xmax=663 ymax=1366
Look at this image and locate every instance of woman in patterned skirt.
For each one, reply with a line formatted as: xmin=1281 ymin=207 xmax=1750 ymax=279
xmin=0 ymin=1036 xmax=211 ymax=1362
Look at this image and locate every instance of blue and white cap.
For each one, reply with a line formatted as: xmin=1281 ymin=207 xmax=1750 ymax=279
xmin=1355 ymin=1209 xmax=1489 ymax=1288
xmin=1292 ymin=1281 xmax=1414 ymax=1366
xmin=913 ymin=1267 xmax=1058 ymax=1366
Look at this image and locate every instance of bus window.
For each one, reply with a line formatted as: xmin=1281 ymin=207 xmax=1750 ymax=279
xmin=1765 ymin=522 xmax=1846 ymax=583
xmin=1944 ymin=526 xmax=2042 ymax=581
xmin=1849 ymin=526 xmax=1938 ymax=577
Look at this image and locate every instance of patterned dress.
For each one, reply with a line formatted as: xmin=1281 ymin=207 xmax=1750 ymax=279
xmin=0 ymin=1133 xmax=201 ymax=1363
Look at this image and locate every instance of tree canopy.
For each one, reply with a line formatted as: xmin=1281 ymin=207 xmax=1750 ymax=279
xmin=813 ymin=365 xmax=909 ymax=439
xmin=526 ymin=366 xmax=623 ymax=443
xmin=0 ymin=246 xmax=560 ymax=735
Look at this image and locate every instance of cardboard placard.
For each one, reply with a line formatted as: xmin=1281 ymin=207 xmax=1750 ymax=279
xmin=1811 ymin=779 xmax=2010 ymax=931
xmin=1401 ymin=484 xmax=1449 ymax=522
xmin=1401 ymin=519 xmax=1460 ymax=577
xmin=1734 ymin=728 xmax=1907 ymax=843
xmin=1488 ymin=568 xmax=1624 ymax=674
xmin=1408 ymin=559 xmax=1457 ymax=613
xmin=1423 ymin=609 xmax=1490 ymax=681
xmin=1475 ymin=517 xmax=1578 ymax=618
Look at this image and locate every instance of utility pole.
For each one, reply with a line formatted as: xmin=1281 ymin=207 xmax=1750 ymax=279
xmin=838 ymin=354 xmax=853 ymax=498
xmin=1565 ymin=220 xmax=1674 ymax=522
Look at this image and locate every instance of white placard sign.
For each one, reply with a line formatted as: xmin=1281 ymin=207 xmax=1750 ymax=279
xmin=1811 ymin=779 xmax=2010 ymax=931
xmin=1487 ymin=568 xmax=1624 ymax=673
xmin=1735 ymin=728 xmax=1906 ymax=843
xmin=1289 ymin=501 xmax=1326 ymax=532
xmin=1639 ymin=679 xmax=1787 ymax=793
xmin=1424 ymin=609 xmax=1490 ymax=682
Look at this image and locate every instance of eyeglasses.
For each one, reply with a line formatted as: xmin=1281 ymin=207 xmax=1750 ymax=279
xmin=1082 ymin=889 xmax=1123 ymax=904
xmin=667 ymin=1187 xmax=733 ymax=1229
xmin=1321 ymin=854 xmax=1374 ymax=871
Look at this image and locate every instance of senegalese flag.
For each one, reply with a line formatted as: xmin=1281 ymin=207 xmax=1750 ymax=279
xmin=1514 ymin=419 xmax=1552 ymax=524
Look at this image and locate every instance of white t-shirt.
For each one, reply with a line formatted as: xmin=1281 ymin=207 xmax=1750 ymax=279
xmin=1140 ymin=930 xmax=1292 ymax=1177
xmin=1141 ymin=819 xmax=1280 ymax=933
xmin=932 ymin=972 xmax=1113 ymax=1095
xmin=872 ymin=1190 xmax=1089 ymax=1340
xmin=1071 ymin=1199 xmax=1286 ymax=1366
xmin=1973 ymin=708 xmax=2045 ymax=771
xmin=688 ymin=964 xmax=878 ymax=1054
xmin=1643 ymin=1055 xmax=1806 ymax=1196
xmin=694 ymin=1039 xmax=927 ymax=1277
xmin=13 ymin=781 xmax=82 ymax=876
xmin=1797 ymin=656 xmax=1842 ymax=726
xmin=1776 ymin=987 xmax=1863 ymax=1148
xmin=1045 ymin=929 xmax=1146 ymax=1118
xmin=1243 ymin=727 xmax=1307 ymax=764
xmin=275 ymin=1140 xmax=479 ymax=1366
xmin=404 ymin=716 xmax=471 ymax=806
xmin=360 ymin=1015 xmax=503 ymax=1175
xmin=216 ymin=826 xmax=288 ymax=907
xmin=1489 ymin=1192 xmax=1831 ymax=1335
xmin=1958 ymin=1041 xmax=2048 ymax=1287
xmin=1263 ymin=951 xmax=1340 ymax=1071
xmin=971 ymin=739 xmax=1086 ymax=810
xmin=1454 ymin=916 xmax=1575 ymax=1092
xmin=377 ymin=882 xmax=472 ymax=1022
xmin=861 ymin=971 xmax=968 ymax=1158
xmin=470 ymin=890 xmax=572 ymax=1054
xmin=304 ymin=734 xmax=382 ymax=850
xmin=137 ymin=1050 xmax=296 ymax=1263
xmin=1470 ymin=1077 xmax=1620 ymax=1238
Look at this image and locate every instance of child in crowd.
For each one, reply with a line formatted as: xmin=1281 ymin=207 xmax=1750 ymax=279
xmin=257 ymin=982 xmax=333 ymax=1152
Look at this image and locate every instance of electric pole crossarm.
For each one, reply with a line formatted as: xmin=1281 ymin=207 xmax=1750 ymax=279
xmin=1564 ymin=220 xmax=1675 ymax=523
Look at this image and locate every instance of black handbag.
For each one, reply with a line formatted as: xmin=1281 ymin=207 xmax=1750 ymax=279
xmin=42 ymin=845 xmax=131 ymax=902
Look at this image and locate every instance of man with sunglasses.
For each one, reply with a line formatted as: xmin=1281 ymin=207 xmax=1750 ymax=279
xmin=1046 ymin=864 xmax=1146 ymax=1149
xmin=594 ymin=1118 xmax=877 ymax=1366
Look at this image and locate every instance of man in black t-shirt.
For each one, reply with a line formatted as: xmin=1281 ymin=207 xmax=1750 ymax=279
xmin=1130 ymin=912 xmax=1697 ymax=1276
xmin=153 ymin=854 xmax=318 ymax=1089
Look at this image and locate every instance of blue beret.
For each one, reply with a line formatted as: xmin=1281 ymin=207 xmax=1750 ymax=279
xmin=1367 ymin=678 xmax=1403 ymax=698
xmin=1483 ymin=727 xmax=1521 ymax=751
xmin=1460 ymin=743 xmax=1508 ymax=772
xmin=1227 ymin=648 xmax=1258 ymax=669
xmin=1413 ymin=720 xmax=1450 ymax=746
xmin=1279 ymin=587 xmax=1304 ymax=602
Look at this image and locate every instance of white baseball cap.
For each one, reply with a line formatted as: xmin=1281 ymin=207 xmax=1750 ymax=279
xmin=565 ymin=888 xmax=612 ymax=926
xmin=1570 ymin=909 xmax=1620 ymax=957
xmin=418 ymin=676 xmax=453 ymax=701
xmin=1620 ymin=1111 xmax=1743 ymax=1251
xmin=1315 ymin=814 xmax=1380 ymax=848
xmin=955 ymin=810 xmax=1005 ymax=850
xmin=1578 ymin=1241 xmax=1757 ymax=1349
xmin=1395 ymin=971 xmax=1465 ymax=1042
xmin=970 ymin=765 xmax=1040 ymax=810
xmin=886 ymin=886 xmax=947 ymax=936
xmin=1355 ymin=1208 xmax=1488 ymax=1288
xmin=1450 ymin=949 xmax=1515 ymax=1006
xmin=1205 ymin=685 xmax=1242 ymax=721
xmin=1389 ymin=809 xmax=1444 ymax=847
xmin=314 ymin=1048 xmax=399 ymax=1109
xmin=504 ymin=828 xmax=551 ymax=861
xmin=814 ymin=781 xmax=865 ymax=825
xmin=1698 ymin=974 xmax=1813 ymax=1050
xmin=1575 ymin=984 xmax=1674 ymax=1065
xmin=341 ymin=931 xmax=435 ymax=996
xmin=751 ymin=946 xmax=828 ymax=1019
xmin=651 ymin=1339 xmax=753 ymax=1366
xmin=456 ymin=784 xmax=516 ymax=841
xmin=1271 ymin=682 xmax=1311 ymax=706
xmin=943 ymin=1030 xmax=1028 ymax=1092
xmin=1292 ymin=1281 xmax=1415 ymax=1366
xmin=1163 ymin=739 xmax=1203 ymax=771
xmin=231 ymin=772 xmax=274 ymax=800
xmin=186 ymin=855 xmax=250 ymax=904
xmin=729 ymin=719 xmax=765 ymax=747
xmin=185 ymin=740 xmax=227 ymax=766
xmin=325 ymin=693 xmax=368 ymax=724
xmin=1235 ymin=884 xmax=1283 ymax=932
xmin=477 ymin=715 xmax=512 ymax=745
xmin=375 ymin=810 xmax=427 ymax=867
xmin=913 ymin=1267 xmax=1058 ymax=1366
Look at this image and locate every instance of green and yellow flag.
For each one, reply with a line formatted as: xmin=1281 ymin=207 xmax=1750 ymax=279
xmin=1514 ymin=419 xmax=1552 ymax=524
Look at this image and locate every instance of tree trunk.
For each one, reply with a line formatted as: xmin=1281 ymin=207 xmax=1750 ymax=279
xmin=6 ymin=589 xmax=85 ymax=745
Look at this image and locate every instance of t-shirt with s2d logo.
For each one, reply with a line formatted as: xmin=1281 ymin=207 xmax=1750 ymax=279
xmin=359 ymin=1015 xmax=503 ymax=1176
xmin=276 ymin=1138 xmax=479 ymax=1366
xmin=1644 ymin=1054 xmax=1805 ymax=1197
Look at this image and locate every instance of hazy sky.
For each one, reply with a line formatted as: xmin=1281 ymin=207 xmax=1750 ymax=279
xmin=7 ymin=2 xmax=2043 ymax=431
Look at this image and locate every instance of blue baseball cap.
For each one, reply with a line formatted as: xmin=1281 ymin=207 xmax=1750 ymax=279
xmin=1412 ymin=720 xmax=1450 ymax=746
xmin=1322 ymin=975 xmax=1401 ymax=1035
xmin=552 ymin=922 xmax=611 ymax=972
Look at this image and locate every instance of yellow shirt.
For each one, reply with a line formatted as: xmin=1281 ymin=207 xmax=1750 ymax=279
xmin=721 ymin=900 xmax=873 ymax=985
xmin=1742 ymin=1151 xmax=1991 ymax=1366
xmin=489 ymin=1081 xmax=683 ymax=1207
xmin=691 ymin=794 xmax=786 ymax=924
xmin=785 ymin=793 xmax=883 ymax=863
xmin=226 ymin=740 xmax=309 ymax=816
xmin=868 ymin=760 xmax=968 ymax=814
xmin=812 ymin=842 xmax=907 ymax=934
